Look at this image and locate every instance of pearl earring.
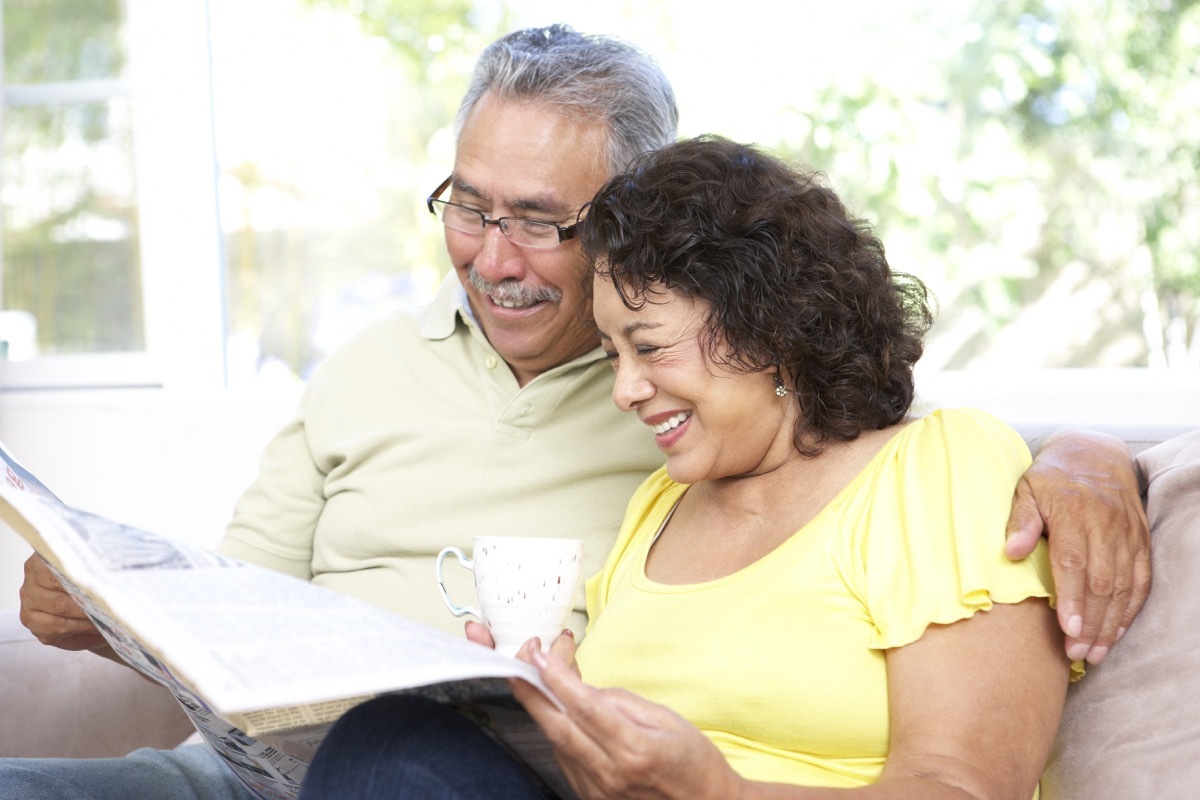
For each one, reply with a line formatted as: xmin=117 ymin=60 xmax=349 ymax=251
xmin=774 ymin=374 xmax=789 ymax=398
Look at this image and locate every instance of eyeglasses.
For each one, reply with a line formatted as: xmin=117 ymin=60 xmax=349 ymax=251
xmin=425 ymin=176 xmax=578 ymax=249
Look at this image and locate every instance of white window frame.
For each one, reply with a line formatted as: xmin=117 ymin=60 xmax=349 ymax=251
xmin=0 ymin=0 xmax=226 ymax=392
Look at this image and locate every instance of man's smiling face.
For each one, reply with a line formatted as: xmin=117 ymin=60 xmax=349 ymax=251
xmin=446 ymin=92 xmax=612 ymax=386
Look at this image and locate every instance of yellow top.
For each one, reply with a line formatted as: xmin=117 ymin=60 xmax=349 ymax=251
xmin=578 ymin=408 xmax=1073 ymax=788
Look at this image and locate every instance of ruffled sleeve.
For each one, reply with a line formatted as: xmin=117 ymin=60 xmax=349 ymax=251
xmin=856 ymin=410 xmax=1077 ymax=675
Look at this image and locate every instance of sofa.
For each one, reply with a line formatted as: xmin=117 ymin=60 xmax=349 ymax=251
xmin=1 ymin=423 xmax=1197 ymax=798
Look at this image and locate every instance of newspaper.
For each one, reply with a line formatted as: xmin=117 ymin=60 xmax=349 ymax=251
xmin=0 ymin=441 xmax=573 ymax=800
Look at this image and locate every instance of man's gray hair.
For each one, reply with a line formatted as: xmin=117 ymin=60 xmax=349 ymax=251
xmin=456 ymin=24 xmax=679 ymax=177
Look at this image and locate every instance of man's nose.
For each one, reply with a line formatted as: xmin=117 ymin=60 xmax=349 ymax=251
xmin=471 ymin=225 xmax=526 ymax=283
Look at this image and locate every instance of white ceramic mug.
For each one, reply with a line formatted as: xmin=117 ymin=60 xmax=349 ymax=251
xmin=436 ymin=536 xmax=584 ymax=657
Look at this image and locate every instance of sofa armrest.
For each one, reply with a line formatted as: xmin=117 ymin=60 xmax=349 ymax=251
xmin=0 ymin=610 xmax=195 ymax=757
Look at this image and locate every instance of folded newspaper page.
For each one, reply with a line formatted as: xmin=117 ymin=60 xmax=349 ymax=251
xmin=0 ymin=441 xmax=573 ymax=800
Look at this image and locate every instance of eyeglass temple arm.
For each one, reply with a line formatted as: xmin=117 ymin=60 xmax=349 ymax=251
xmin=426 ymin=175 xmax=453 ymax=213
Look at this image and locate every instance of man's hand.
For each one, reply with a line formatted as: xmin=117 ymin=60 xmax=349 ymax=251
xmin=1005 ymin=430 xmax=1151 ymax=665
xmin=18 ymin=554 xmax=107 ymax=651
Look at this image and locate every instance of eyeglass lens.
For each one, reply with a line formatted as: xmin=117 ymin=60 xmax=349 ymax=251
xmin=432 ymin=201 xmax=562 ymax=248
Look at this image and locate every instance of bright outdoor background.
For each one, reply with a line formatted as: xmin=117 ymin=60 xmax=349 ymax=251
xmin=3 ymin=0 xmax=1198 ymax=391
xmin=0 ymin=0 xmax=1197 ymax=611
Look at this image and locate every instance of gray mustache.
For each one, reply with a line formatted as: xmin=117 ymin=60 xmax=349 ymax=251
xmin=467 ymin=267 xmax=563 ymax=306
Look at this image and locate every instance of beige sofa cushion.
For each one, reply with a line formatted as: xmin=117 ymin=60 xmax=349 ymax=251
xmin=1042 ymin=429 xmax=1200 ymax=798
xmin=0 ymin=613 xmax=195 ymax=758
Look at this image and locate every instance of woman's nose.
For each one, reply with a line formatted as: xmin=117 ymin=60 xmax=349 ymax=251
xmin=612 ymin=364 xmax=653 ymax=411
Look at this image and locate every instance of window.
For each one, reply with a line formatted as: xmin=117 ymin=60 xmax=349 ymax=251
xmin=208 ymin=0 xmax=467 ymax=388
xmin=2 ymin=0 xmax=1195 ymax=421
xmin=1 ymin=0 xmax=141 ymax=371
xmin=1 ymin=0 xmax=223 ymax=390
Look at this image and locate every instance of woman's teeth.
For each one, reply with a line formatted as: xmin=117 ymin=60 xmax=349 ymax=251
xmin=652 ymin=412 xmax=690 ymax=435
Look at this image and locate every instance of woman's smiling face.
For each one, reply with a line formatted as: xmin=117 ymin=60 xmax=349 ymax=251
xmin=592 ymin=272 xmax=797 ymax=485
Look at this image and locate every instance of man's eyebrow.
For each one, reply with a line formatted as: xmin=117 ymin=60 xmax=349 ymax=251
xmin=510 ymin=194 xmax=569 ymax=215
xmin=450 ymin=176 xmax=486 ymax=202
xmin=452 ymin=175 xmax=569 ymax=216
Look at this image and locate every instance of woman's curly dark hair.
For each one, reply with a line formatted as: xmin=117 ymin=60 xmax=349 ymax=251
xmin=576 ymin=135 xmax=933 ymax=457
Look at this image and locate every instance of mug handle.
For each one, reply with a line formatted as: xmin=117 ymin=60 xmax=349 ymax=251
xmin=435 ymin=546 xmax=481 ymax=618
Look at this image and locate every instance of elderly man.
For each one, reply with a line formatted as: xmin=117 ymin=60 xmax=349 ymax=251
xmin=8 ymin=23 xmax=1147 ymax=800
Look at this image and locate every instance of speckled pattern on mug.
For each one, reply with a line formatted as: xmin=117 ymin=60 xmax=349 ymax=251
xmin=437 ymin=536 xmax=583 ymax=656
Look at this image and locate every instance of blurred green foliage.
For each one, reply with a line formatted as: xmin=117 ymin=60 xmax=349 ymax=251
xmin=301 ymin=0 xmax=512 ymax=144
xmin=1 ymin=0 xmax=142 ymax=355
xmin=773 ymin=0 xmax=1199 ymax=368
xmin=303 ymin=0 xmax=1199 ymax=369
xmin=2 ymin=0 xmax=124 ymax=83
xmin=3 ymin=0 xmax=1195 ymax=373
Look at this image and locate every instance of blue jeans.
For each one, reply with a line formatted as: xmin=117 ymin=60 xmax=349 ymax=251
xmin=297 ymin=695 xmax=554 ymax=800
xmin=0 ymin=743 xmax=251 ymax=800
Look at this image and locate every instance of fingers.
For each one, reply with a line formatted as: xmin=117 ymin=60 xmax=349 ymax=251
xmin=1067 ymin=546 xmax=1122 ymax=663
xmin=513 ymin=647 xmax=609 ymax=741
xmin=1067 ymin=503 xmax=1149 ymax=664
xmin=521 ymin=650 xmax=738 ymax=799
xmin=511 ymin=636 xmax=578 ymax=715
xmin=547 ymin=628 xmax=578 ymax=670
xmin=21 ymin=555 xmax=79 ymax=616
xmin=1123 ymin=544 xmax=1152 ymax=634
xmin=512 ymin=650 xmax=743 ymax=799
xmin=531 ymin=650 xmax=656 ymax=745
xmin=1111 ymin=489 xmax=1153 ymax=641
xmin=509 ymin=651 xmax=608 ymax=769
xmin=464 ymin=620 xmax=494 ymax=648
xmin=1003 ymin=479 xmax=1044 ymax=561
xmin=1005 ymin=477 xmax=1089 ymax=652
xmin=529 ymin=647 xmax=588 ymax=706
xmin=514 ymin=652 xmax=646 ymax=797
xmin=1042 ymin=512 xmax=1088 ymax=657
xmin=510 ymin=631 xmax=577 ymax=669
xmin=24 ymin=553 xmax=60 ymax=590
xmin=1069 ymin=505 xmax=1147 ymax=664
xmin=1023 ymin=431 xmax=1151 ymax=665
xmin=1044 ymin=495 xmax=1125 ymax=664
xmin=18 ymin=555 xmax=104 ymax=651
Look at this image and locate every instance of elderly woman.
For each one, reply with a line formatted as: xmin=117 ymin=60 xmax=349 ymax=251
xmin=300 ymin=136 xmax=1078 ymax=799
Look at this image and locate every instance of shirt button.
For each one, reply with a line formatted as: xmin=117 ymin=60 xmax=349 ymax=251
xmin=485 ymin=356 xmax=497 ymax=369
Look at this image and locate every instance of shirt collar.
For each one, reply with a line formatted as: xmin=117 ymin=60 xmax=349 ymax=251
xmin=419 ymin=271 xmax=607 ymax=373
xmin=420 ymin=271 xmax=473 ymax=341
